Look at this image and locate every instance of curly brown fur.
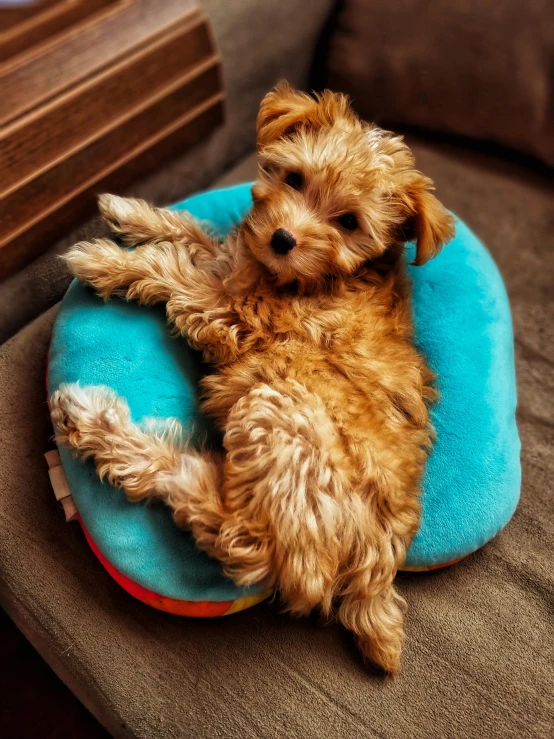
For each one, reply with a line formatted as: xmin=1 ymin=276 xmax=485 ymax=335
xmin=51 ymin=81 xmax=454 ymax=675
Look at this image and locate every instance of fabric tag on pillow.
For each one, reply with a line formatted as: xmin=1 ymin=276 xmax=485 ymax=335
xmin=45 ymin=449 xmax=77 ymax=522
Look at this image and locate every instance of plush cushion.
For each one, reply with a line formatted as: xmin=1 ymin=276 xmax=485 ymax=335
xmin=326 ymin=0 xmax=554 ymax=167
xmin=47 ymin=182 xmax=520 ymax=614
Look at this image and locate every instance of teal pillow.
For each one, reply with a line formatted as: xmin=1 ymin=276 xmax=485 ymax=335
xmin=48 ymin=182 xmax=520 ymax=609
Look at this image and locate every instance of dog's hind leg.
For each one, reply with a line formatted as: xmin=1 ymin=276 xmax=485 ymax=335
xmin=220 ymin=379 xmax=351 ymax=611
xmin=50 ymin=382 xmax=273 ymax=586
xmin=50 ymin=383 xmax=209 ymax=505
xmin=222 ymin=380 xmax=415 ymax=675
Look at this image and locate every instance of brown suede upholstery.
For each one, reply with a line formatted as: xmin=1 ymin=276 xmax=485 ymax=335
xmin=327 ymin=0 xmax=554 ymax=167
xmin=1 ymin=138 xmax=552 ymax=737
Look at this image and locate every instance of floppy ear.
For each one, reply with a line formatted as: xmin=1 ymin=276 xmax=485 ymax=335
xmin=256 ymin=80 xmax=352 ymax=148
xmin=403 ymin=175 xmax=455 ymax=265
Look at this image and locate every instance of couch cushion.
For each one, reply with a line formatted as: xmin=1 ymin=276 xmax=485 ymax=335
xmin=1 ymin=140 xmax=552 ymax=738
xmin=326 ymin=0 xmax=554 ymax=167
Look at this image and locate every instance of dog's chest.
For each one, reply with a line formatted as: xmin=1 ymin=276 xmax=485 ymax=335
xmin=236 ymin=289 xmax=381 ymax=352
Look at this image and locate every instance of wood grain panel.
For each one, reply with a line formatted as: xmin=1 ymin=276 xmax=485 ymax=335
xmin=0 ymin=0 xmax=120 ymax=63
xmin=0 ymin=0 xmax=223 ymax=278
xmin=0 ymin=0 xmax=195 ymax=125
xmin=0 ymin=99 xmax=224 ymax=276
xmin=2 ymin=14 xmax=213 ymax=192
xmin=2 ymin=63 xmax=221 ymax=236
xmin=0 ymin=1 xmax=59 ymax=31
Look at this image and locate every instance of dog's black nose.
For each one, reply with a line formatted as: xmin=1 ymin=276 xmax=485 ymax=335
xmin=271 ymin=228 xmax=297 ymax=255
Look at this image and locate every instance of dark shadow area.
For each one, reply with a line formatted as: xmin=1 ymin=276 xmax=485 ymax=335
xmin=0 ymin=609 xmax=108 ymax=739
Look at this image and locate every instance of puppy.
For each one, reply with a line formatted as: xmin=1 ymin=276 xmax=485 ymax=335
xmin=50 ymin=81 xmax=454 ymax=675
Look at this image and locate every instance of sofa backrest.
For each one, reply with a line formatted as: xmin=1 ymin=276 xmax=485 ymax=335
xmin=325 ymin=0 xmax=554 ymax=167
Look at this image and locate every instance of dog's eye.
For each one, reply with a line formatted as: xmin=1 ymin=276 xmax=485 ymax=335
xmin=285 ymin=172 xmax=303 ymax=190
xmin=338 ymin=213 xmax=358 ymax=231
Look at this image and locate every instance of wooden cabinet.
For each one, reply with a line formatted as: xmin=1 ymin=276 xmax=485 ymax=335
xmin=0 ymin=0 xmax=224 ymax=277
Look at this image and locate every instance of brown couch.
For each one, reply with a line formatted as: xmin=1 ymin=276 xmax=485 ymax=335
xmin=1 ymin=1 xmax=552 ymax=737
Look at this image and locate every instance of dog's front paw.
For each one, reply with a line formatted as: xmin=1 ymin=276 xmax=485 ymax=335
xmin=98 ymin=193 xmax=155 ymax=245
xmin=63 ymin=239 xmax=128 ymax=298
xmin=98 ymin=194 xmax=139 ymax=234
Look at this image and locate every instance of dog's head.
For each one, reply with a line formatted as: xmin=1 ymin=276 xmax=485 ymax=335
xmin=241 ymin=81 xmax=454 ymax=287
